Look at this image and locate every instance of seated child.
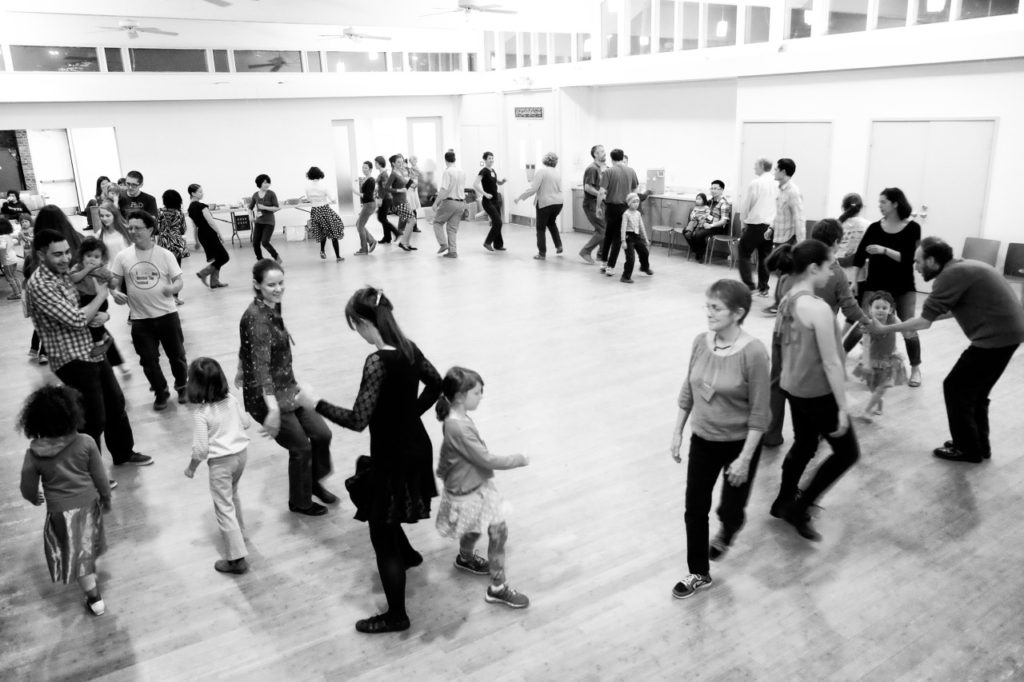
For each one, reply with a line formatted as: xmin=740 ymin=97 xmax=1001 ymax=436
xmin=853 ymin=290 xmax=908 ymax=418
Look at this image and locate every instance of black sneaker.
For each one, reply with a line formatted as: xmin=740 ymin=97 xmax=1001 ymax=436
xmin=355 ymin=613 xmax=410 ymax=634
xmin=214 ymin=557 xmax=250 ymax=575
xmin=454 ymin=553 xmax=489 ymax=575
xmin=153 ymin=392 xmax=170 ymax=411
xmin=769 ymin=492 xmax=795 ymax=518
xmin=933 ymin=445 xmax=982 ymax=463
xmin=943 ymin=440 xmax=990 ymax=459
xmin=672 ymin=573 xmax=712 ymax=599
xmin=289 ymin=502 xmax=328 ymax=516
xmin=620 ymin=276 xmax=634 ymax=284
xmin=641 ymin=268 xmax=654 ymax=276
xmin=176 ymin=387 xmax=187 ymax=404
xmin=121 ymin=453 xmax=153 ymax=466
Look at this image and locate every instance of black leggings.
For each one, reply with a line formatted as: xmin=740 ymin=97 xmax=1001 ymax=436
xmin=252 ymin=223 xmax=279 ymax=261
xmin=368 ymin=521 xmax=418 ymax=620
xmin=319 ymin=238 xmax=340 ymax=257
xmin=779 ymin=392 xmax=860 ymax=509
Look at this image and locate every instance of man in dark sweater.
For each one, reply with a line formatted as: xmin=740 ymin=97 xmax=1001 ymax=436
xmin=117 ymin=170 xmax=158 ymax=219
xmin=868 ymin=236 xmax=1024 ymax=463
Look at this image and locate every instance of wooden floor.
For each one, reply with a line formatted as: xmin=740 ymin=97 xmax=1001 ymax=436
xmin=2 ymin=219 xmax=1023 ymax=682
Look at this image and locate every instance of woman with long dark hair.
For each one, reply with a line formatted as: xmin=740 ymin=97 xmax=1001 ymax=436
xmin=237 ymin=259 xmax=333 ymax=516
xmin=847 ymin=187 xmax=922 ymax=386
xmin=768 ymin=239 xmax=859 ymax=542
xmin=188 ymin=184 xmax=230 ymax=289
xmin=299 ymin=287 xmax=442 ymax=634
xmin=159 ymin=190 xmax=191 ymax=305
xmin=34 ymin=205 xmax=82 ymax=256
xmin=353 ymin=161 xmax=379 ymax=255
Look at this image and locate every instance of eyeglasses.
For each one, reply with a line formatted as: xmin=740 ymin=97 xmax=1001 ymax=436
xmin=125 ymin=181 xmax=140 ymax=187
xmin=705 ymin=304 xmax=730 ymax=314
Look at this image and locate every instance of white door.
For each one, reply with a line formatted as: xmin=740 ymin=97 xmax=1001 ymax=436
xmin=27 ymin=129 xmax=79 ymax=209
xmin=866 ymin=120 xmax=995 ymax=292
xmin=739 ymin=122 xmax=832 ymax=223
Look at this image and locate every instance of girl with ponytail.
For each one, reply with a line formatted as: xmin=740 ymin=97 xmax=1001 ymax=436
xmin=434 ymin=367 xmax=530 ymax=609
xmin=299 ymin=286 xmax=441 ymax=634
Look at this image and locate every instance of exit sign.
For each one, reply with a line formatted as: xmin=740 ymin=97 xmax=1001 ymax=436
xmin=514 ymin=107 xmax=544 ymax=120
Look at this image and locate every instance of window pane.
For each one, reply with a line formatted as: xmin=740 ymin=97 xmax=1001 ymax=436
xmin=327 ymin=51 xmax=386 ymax=72
xmin=391 ymin=52 xmax=406 ymax=72
xmin=11 ymin=46 xmax=98 ymax=72
xmin=786 ymin=0 xmax=813 ymax=38
xmin=213 ymin=50 xmax=230 ymax=72
xmin=306 ymin=51 xmax=321 ymax=73
xmin=602 ymin=0 xmax=619 ymax=58
xmin=961 ymin=0 xmax=1019 ymax=18
xmin=130 ymin=48 xmax=206 ymax=72
xmin=105 ymin=48 xmax=124 ymax=72
xmin=503 ymin=32 xmax=516 ymax=68
xmin=706 ymin=4 xmax=738 ymax=47
xmin=521 ymin=32 xmax=532 ymax=67
xmin=553 ymin=33 xmax=572 ymax=63
xmin=577 ymin=33 xmax=593 ymax=61
xmin=877 ymin=0 xmax=909 ymax=27
xmin=658 ymin=0 xmax=676 ymax=52
xmin=629 ymin=0 xmax=653 ymax=55
xmin=536 ymin=32 xmax=548 ymax=65
xmin=916 ymin=0 xmax=950 ymax=23
xmin=429 ymin=53 xmax=440 ymax=71
xmin=234 ymin=50 xmax=301 ymax=73
xmin=408 ymin=52 xmax=429 ymax=72
xmin=681 ymin=2 xmax=700 ymax=50
xmin=484 ymin=33 xmax=495 ymax=70
xmin=745 ymin=6 xmax=772 ymax=43
xmin=828 ymin=0 xmax=868 ymax=33
xmin=468 ymin=53 xmax=478 ymax=71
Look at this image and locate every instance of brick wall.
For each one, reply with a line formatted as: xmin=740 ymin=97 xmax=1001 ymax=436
xmin=15 ymin=130 xmax=36 ymax=192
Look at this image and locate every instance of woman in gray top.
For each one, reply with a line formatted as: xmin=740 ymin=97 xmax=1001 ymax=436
xmin=670 ymin=279 xmax=770 ymax=600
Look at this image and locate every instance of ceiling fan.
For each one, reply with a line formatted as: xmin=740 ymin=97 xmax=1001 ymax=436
xmin=98 ymin=19 xmax=179 ymax=39
xmin=247 ymin=55 xmax=293 ymax=72
xmin=319 ymin=27 xmax=392 ymax=42
xmin=424 ymin=2 xmax=517 ymax=16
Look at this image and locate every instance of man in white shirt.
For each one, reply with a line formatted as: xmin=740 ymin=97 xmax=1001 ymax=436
xmin=110 ymin=210 xmax=188 ymax=411
xmin=737 ymin=158 xmax=778 ymax=295
xmin=431 ymin=150 xmax=466 ymax=258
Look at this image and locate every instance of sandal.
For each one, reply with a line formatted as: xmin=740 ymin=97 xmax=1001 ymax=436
xmin=355 ymin=613 xmax=410 ymax=634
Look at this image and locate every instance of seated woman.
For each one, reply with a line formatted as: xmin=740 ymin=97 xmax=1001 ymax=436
xmin=682 ymin=193 xmax=711 ymax=258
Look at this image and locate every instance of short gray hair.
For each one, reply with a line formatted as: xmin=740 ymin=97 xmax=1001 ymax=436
xmin=756 ymin=157 xmax=772 ymax=172
xmin=542 ymin=152 xmax=558 ymax=167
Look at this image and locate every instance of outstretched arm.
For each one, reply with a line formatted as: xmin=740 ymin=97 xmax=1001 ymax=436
xmin=315 ymin=354 xmax=384 ymax=431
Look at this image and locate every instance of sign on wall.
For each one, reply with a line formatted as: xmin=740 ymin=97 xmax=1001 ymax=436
xmin=514 ymin=107 xmax=544 ymax=120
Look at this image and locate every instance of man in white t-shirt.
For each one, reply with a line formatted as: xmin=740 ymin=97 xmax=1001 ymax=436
xmin=431 ymin=150 xmax=466 ymax=258
xmin=110 ymin=209 xmax=188 ymax=411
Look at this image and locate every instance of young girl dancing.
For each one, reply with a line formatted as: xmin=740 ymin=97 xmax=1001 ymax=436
xmin=853 ymin=290 xmax=908 ymax=418
xmin=69 ymin=237 xmax=130 ymax=375
xmin=18 ymin=385 xmax=112 ymax=616
xmin=184 ymin=357 xmax=252 ymax=575
xmin=435 ymin=366 xmax=530 ymax=609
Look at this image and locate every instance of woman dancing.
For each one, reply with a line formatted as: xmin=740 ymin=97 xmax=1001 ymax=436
xmin=304 ymin=166 xmax=345 ymax=262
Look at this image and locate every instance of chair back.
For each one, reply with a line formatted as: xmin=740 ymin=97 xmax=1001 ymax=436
xmin=962 ymin=236 xmax=1000 ymax=267
xmin=732 ymin=212 xmax=743 ymax=238
xmin=1004 ymin=242 xmax=1024 ymax=279
xmin=231 ymin=210 xmax=252 ymax=233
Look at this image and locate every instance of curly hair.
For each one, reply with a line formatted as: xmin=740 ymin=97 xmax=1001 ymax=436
xmin=18 ymin=385 xmax=85 ymax=438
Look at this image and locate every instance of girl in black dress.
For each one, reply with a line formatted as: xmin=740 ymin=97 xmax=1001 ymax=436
xmin=187 ymin=184 xmax=230 ymax=289
xmin=299 ymin=287 xmax=441 ymax=634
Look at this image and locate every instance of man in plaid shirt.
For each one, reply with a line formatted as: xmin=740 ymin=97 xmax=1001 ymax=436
xmin=24 ymin=229 xmax=150 ymax=467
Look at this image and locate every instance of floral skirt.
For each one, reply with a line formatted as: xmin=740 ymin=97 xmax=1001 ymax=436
xmin=43 ymin=499 xmax=107 ymax=584
xmin=853 ymin=354 xmax=908 ymax=391
xmin=435 ymin=480 xmax=509 ymax=539
xmin=308 ymin=204 xmax=345 ymax=242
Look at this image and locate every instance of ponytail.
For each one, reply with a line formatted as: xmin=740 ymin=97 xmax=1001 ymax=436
xmin=838 ymin=193 xmax=863 ymax=224
xmin=435 ymin=366 xmax=484 ymax=421
xmin=345 ymin=287 xmax=414 ymax=363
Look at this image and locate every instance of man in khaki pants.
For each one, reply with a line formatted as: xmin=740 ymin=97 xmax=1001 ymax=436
xmin=431 ymin=151 xmax=466 ymax=258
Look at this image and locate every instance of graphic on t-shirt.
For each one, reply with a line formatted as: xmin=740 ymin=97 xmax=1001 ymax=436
xmin=128 ymin=261 xmax=162 ymax=290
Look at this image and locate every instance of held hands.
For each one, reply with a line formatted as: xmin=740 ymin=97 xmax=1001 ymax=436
xmin=262 ymin=408 xmax=281 ymax=439
xmin=830 ymin=409 xmax=850 ymax=438
xmin=296 ymin=384 xmax=319 ymax=411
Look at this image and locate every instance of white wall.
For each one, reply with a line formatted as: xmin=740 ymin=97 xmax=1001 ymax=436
xmin=734 ymin=58 xmax=1024 ymax=248
xmin=0 ymin=96 xmax=458 ymax=220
